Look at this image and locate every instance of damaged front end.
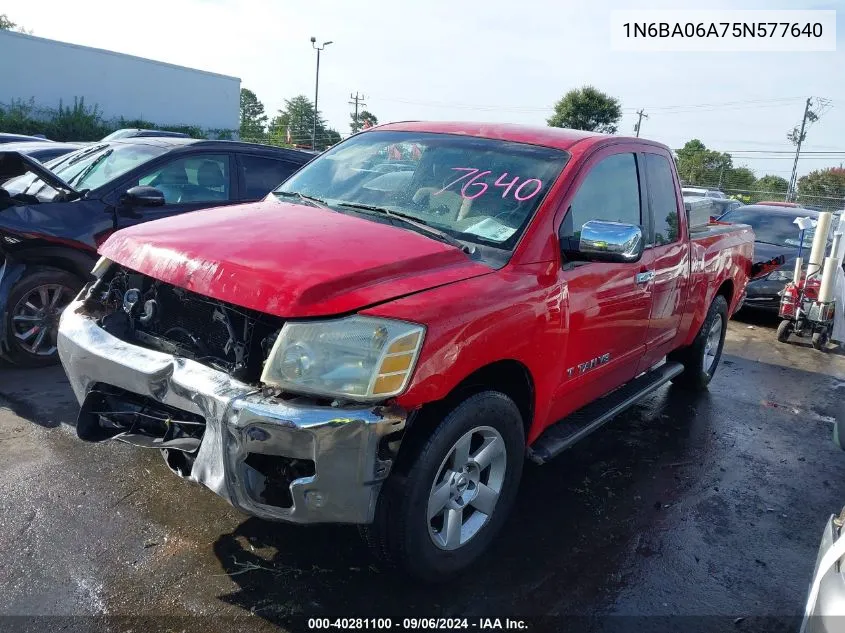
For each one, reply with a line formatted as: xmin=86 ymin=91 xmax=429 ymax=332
xmin=58 ymin=262 xmax=408 ymax=524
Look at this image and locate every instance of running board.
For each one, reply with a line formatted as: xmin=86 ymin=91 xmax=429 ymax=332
xmin=527 ymin=362 xmax=684 ymax=465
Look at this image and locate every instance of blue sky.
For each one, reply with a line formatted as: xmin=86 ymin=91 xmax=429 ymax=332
xmin=6 ymin=0 xmax=844 ymax=182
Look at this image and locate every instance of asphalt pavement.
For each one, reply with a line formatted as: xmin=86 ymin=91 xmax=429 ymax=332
xmin=1 ymin=313 xmax=843 ymax=633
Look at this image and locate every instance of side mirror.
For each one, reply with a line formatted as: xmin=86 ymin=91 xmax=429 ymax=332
xmin=562 ymin=220 xmax=644 ymax=264
xmin=121 ymin=185 xmax=165 ymax=208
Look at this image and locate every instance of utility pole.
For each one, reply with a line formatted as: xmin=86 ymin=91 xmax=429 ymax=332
xmin=787 ymin=97 xmax=813 ymax=201
xmin=634 ymin=109 xmax=648 ymax=137
xmin=349 ymin=92 xmax=366 ymax=132
xmin=310 ymin=37 xmax=333 ymax=150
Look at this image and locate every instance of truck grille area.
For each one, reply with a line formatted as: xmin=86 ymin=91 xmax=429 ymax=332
xmin=86 ymin=265 xmax=284 ymax=384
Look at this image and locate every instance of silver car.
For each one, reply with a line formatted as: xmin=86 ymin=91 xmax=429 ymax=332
xmin=802 ymin=389 xmax=845 ymax=632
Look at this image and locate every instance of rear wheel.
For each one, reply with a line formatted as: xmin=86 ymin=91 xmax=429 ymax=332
xmin=3 ymin=269 xmax=81 ymax=367
xmin=776 ymin=319 xmax=792 ymax=343
xmin=669 ymin=295 xmax=729 ymax=390
xmin=361 ymin=391 xmax=524 ymax=582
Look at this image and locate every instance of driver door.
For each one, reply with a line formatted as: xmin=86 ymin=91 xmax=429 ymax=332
xmin=115 ymin=154 xmax=235 ymax=228
xmin=549 ymin=149 xmax=653 ymax=419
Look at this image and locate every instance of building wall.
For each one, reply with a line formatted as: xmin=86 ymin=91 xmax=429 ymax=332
xmin=0 ymin=31 xmax=240 ymax=131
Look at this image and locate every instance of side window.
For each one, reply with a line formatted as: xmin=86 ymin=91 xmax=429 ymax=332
xmin=240 ymin=155 xmax=299 ymax=199
xmin=644 ymin=153 xmax=680 ymax=245
xmin=136 ymin=154 xmax=230 ymax=205
xmin=560 ymin=153 xmax=642 ymax=242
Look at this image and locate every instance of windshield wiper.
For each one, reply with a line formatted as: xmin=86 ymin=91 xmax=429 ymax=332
xmin=334 ymin=201 xmax=474 ymax=254
xmin=68 ymin=148 xmax=113 ymax=191
xmin=273 ymin=190 xmax=331 ymax=209
xmin=65 ymin=143 xmax=108 ymax=167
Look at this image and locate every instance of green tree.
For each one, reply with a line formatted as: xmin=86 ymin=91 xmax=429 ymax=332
xmin=1 ymin=13 xmax=31 ymax=33
xmin=547 ymin=86 xmax=622 ymax=134
xmin=675 ymin=139 xmax=733 ymax=187
xmin=797 ymin=167 xmax=845 ymax=209
xmin=239 ymin=88 xmax=267 ymax=140
xmin=350 ymin=109 xmax=378 ymax=134
xmin=753 ymin=175 xmax=789 ymax=201
xmin=724 ymin=166 xmax=755 ymax=192
xmin=755 ymin=174 xmax=789 ymax=194
xmin=268 ymin=95 xmax=338 ymax=150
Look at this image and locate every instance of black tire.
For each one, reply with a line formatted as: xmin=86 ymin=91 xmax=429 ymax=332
xmin=361 ymin=391 xmax=525 ymax=582
xmin=669 ymin=294 xmax=729 ymax=390
xmin=776 ymin=319 xmax=792 ymax=343
xmin=2 ymin=268 xmax=82 ymax=368
xmin=812 ymin=331 xmax=829 ymax=351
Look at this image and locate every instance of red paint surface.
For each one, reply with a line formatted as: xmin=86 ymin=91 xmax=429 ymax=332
xmin=99 ymin=201 xmax=493 ymax=318
xmin=99 ymin=123 xmax=754 ymax=444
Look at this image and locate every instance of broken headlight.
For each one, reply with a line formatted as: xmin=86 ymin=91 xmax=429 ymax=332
xmin=260 ymin=316 xmax=425 ymax=401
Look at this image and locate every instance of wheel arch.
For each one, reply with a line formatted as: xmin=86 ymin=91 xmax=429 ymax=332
xmin=7 ymin=246 xmax=97 ymax=281
xmin=395 ymin=359 xmax=535 ymax=471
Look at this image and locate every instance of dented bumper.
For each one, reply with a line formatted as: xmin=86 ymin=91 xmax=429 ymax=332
xmin=57 ymin=298 xmax=407 ymax=524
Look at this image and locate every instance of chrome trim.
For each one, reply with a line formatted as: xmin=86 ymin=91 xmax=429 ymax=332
xmin=57 ymin=299 xmax=408 ymax=524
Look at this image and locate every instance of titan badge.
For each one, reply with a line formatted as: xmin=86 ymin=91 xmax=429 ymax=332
xmin=567 ymin=353 xmax=611 ymax=378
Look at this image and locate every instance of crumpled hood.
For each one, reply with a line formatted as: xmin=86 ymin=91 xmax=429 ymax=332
xmin=99 ymin=201 xmax=493 ymax=318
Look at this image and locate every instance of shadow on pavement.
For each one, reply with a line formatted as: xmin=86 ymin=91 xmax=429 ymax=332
xmin=0 ymin=364 xmax=74 ymax=428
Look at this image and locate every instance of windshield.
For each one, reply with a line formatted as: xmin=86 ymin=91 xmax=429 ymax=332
xmin=720 ymin=208 xmax=822 ymax=248
xmin=3 ymin=142 xmax=168 ymax=198
xmin=272 ymin=131 xmax=569 ymax=250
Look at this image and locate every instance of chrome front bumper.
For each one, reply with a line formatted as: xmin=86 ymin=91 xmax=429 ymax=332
xmin=57 ymin=299 xmax=408 ymax=524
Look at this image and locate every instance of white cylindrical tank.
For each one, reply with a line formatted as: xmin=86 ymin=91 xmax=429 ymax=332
xmin=794 ymin=257 xmax=804 ymax=285
xmin=819 ymin=257 xmax=838 ymax=303
xmin=807 ymin=212 xmax=833 ymax=277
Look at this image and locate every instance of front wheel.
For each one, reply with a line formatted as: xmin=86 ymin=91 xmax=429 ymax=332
xmin=669 ymin=295 xmax=729 ymax=390
xmin=3 ymin=268 xmax=82 ymax=367
xmin=776 ymin=319 xmax=792 ymax=343
xmin=361 ymin=391 xmax=524 ymax=582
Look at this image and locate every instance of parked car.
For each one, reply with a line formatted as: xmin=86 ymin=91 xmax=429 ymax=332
xmin=682 ymin=186 xmax=727 ymax=199
xmin=718 ymin=204 xmax=826 ymax=311
xmin=56 ymin=122 xmax=754 ymax=580
xmin=101 ymin=129 xmax=192 ymax=141
xmin=757 ymin=200 xmax=801 ymax=208
xmin=0 ymin=133 xmax=49 ymax=144
xmin=709 ymin=198 xmax=742 ymax=215
xmin=0 ymin=138 xmax=313 ymax=366
xmin=801 ymin=386 xmax=845 ymax=632
xmin=0 ymin=141 xmax=84 ymax=169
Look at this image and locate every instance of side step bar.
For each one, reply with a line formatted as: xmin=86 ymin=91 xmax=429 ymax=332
xmin=527 ymin=361 xmax=684 ymax=465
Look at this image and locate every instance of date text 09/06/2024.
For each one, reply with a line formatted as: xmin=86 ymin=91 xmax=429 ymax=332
xmin=307 ymin=618 xmax=529 ymax=630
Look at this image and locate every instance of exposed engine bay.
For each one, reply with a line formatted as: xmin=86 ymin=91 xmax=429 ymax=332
xmin=84 ymin=264 xmax=285 ymax=384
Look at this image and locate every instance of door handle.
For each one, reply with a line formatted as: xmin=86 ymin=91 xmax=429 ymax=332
xmin=636 ymin=271 xmax=655 ymax=285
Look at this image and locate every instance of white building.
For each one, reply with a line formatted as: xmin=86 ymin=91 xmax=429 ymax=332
xmin=0 ymin=30 xmax=240 ymax=132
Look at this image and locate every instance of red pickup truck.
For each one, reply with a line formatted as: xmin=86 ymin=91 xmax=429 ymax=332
xmin=57 ymin=122 xmax=754 ymax=581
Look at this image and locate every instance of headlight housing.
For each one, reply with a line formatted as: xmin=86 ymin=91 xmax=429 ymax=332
xmin=260 ymin=316 xmax=425 ymax=401
xmin=767 ymin=268 xmax=792 ymax=282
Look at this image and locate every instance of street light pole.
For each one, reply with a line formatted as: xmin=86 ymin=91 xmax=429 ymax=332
xmin=311 ymin=37 xmax=333 ymax=151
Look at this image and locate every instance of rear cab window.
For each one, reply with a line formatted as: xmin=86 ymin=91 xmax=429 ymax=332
xmin=643 ymin=153 xmax=680 ymax=245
